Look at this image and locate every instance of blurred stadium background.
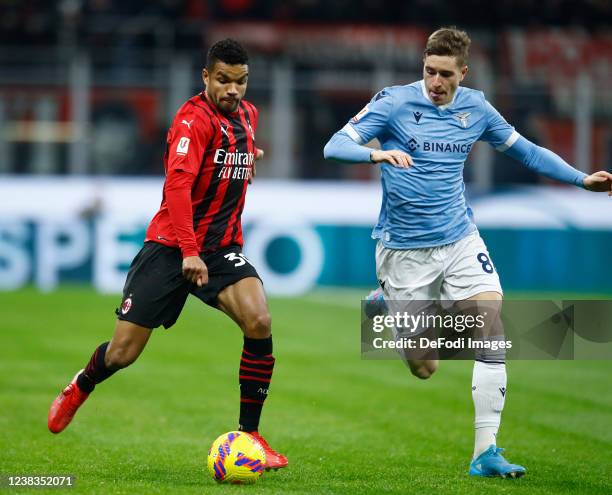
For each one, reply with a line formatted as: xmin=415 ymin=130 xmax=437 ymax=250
xmin=1 ymin=0 xmax=611 ymax=295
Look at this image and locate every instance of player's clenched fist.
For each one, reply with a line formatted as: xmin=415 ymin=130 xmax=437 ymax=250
xmin=182 ymin=256 xmax=208 ymax=286
xmin=370 ymin=149 xmax=413 ymax=168
xmin=583 ymin=170 xmax=612 ymax=196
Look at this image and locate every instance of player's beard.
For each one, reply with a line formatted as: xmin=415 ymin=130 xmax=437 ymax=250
xmin=218 ymin=97 xmax=240 ymax=114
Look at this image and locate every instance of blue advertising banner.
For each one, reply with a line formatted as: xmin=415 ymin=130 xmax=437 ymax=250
xmin=1 ymin=178 xmax=611 ymax=295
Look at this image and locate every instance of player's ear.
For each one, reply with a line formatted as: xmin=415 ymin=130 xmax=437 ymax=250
xmin=202 ymin=68 xmax=209 ymax=87
xmin=460 ymin=65 xmax=468 ymax=81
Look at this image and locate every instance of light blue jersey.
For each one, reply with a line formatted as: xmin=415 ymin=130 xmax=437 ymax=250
xmin=324 ymin=80 xmax=586 ymax=249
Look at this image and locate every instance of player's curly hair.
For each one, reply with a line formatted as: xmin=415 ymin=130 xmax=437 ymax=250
xmin=206 ymin=38 xmax=249 ymax=69
xmin=424 ymin=27 xmax=471 ymax=67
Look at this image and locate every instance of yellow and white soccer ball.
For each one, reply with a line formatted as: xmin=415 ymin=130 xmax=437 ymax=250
xmin=207 ymin=431 xmax=266 ymax=484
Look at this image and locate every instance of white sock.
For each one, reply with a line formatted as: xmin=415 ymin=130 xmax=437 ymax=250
xmin=472 ymin=360 xmax=506 ymax=459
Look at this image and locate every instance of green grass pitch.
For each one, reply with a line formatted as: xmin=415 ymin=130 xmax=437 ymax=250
xmin=1 ymin=288 xmax=611 ymax=494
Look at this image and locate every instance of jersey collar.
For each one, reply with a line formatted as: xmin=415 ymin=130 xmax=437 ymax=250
xmin=420 ymin=79 xmax=460 ymax=111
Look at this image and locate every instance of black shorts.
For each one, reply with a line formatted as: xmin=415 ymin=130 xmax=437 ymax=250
xmin=116 ymin=242 xmax=261 ymax=329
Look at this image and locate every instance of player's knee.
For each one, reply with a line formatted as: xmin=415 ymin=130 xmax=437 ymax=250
xmin=243 ymin=312 xmax=272 ymax=339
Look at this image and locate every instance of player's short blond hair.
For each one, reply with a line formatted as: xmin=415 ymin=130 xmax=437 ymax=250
xmin=424 ymin=27 xmax=471 ymax=67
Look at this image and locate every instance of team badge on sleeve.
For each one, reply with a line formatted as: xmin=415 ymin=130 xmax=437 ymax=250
xmin=351 ymin=105 xmax=370 ymax=123
xmin=176 ymin=137 xmax=190 ymax=155
xmin=120 ymin=297 xmax=132 ymax=315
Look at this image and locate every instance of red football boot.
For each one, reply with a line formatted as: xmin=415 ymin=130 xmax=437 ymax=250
xmin=48 ymin=370 xmax=90 ymax=434
xmin=249 ymin=432 xmax=288 ymax=470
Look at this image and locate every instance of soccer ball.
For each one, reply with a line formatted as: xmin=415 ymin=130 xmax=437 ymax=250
xmin=207 ymin=431 xmax=266 ymax=484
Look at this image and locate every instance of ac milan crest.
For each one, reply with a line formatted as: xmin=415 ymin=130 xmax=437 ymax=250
xmin=121 ymin=297 xmax=132 ymax=315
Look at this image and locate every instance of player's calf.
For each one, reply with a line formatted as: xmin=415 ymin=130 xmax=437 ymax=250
xmin=104 ymin=341 xmax=143 ymax=369
xmin=103 ymin=320 xmax=152 ymax=370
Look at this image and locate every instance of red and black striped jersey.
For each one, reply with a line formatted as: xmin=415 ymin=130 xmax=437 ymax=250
xmin=145 ymin=93 xmax=258 ymax=257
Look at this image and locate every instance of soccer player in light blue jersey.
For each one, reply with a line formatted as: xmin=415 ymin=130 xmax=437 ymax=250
xmin=324 ymin=27 xmax=612 ymax=478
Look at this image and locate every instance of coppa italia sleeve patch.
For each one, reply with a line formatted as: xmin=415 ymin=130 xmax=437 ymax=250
xmin=176 ymin=137 xmax=190 ymax=155
xmin=351 ymin=105 xmax=370 ymax=123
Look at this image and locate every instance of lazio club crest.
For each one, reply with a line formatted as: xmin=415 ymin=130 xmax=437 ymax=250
xmin=455 ymin=112 xmax=471 ymax=128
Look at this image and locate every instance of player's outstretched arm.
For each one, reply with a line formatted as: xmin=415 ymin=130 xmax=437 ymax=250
xmin=583 ymin=171 xmax=612 ymax=195
xmin=323 ymin=130 xmax=412 ymax=168
xmin=501 ymin=134 xmax=588 ymax=187
xmin=484 ymin=101 xmax=608 ymax=193
xmin=505 ymin=136 xmax=611 ymax=195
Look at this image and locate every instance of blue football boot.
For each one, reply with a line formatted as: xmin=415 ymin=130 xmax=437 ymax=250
xmin=364 ymin=287 xmax=388 ymax=319
xmin=469 ymin=445 xmax=526 ymax=478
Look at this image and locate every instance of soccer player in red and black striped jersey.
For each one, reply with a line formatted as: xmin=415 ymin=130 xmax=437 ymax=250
xmin=48 ymin=39 xmax=288 ymax=470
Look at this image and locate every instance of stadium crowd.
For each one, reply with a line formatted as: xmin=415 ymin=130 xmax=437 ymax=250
xmin=1 ymin=0 xmax=610 ymax=49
